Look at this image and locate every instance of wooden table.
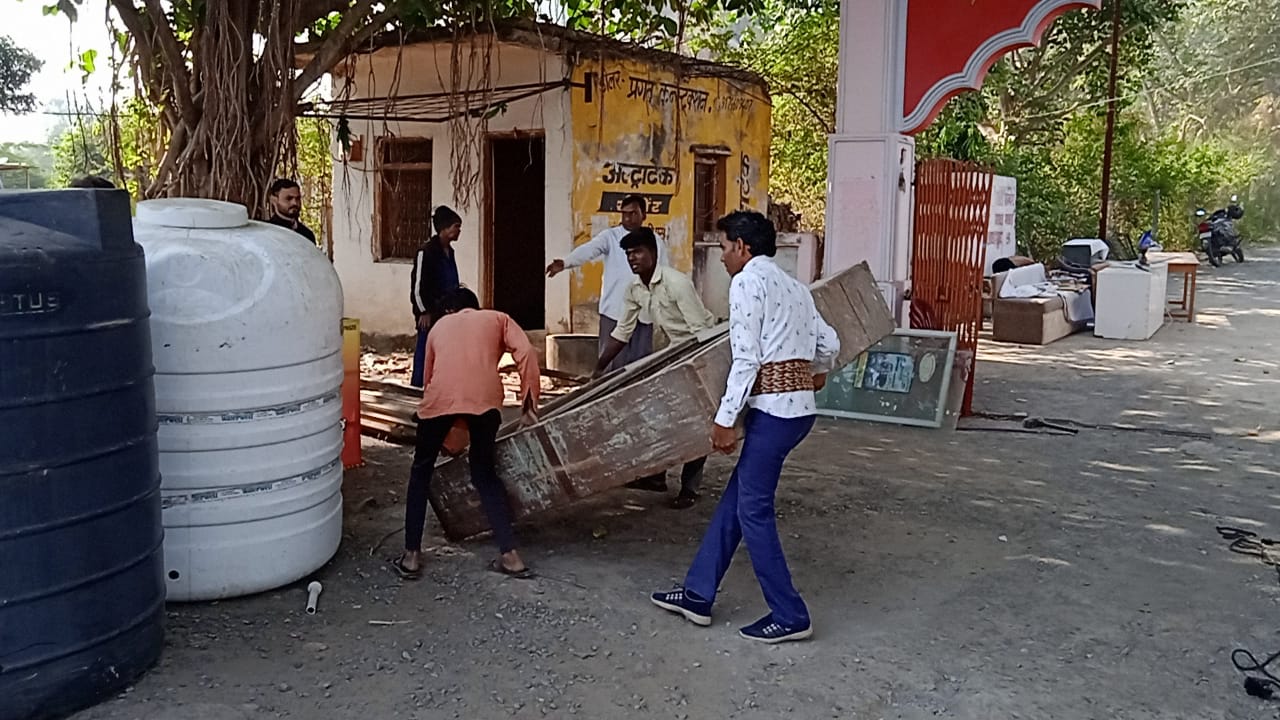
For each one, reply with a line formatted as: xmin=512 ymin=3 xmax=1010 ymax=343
xmin=1148 ymin=252 xmax=1199 ymax=322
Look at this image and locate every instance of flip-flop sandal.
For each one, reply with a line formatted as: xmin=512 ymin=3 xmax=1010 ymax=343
xmin=488 ymin=557 xmax=536 ymax=580
xmin=391 ymin=554 xmax=422 ymax=580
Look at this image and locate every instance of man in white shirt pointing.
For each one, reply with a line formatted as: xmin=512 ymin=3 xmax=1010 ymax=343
xmin=546 ymin=194 xmax=666 ymax=372
xmin=650 ymin=210 xmax=840 ymax=645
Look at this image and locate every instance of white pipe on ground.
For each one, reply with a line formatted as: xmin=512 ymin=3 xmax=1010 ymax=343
xmin=306 ymin=581 xmax=323 ymax=615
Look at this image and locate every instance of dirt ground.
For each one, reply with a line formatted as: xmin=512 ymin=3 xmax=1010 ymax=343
xmin=74 ymin=249 xmax=1279 ymax=720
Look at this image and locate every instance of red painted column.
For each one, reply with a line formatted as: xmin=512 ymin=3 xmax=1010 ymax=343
xmin=825 ymin=0 xmax=1101 ymax=319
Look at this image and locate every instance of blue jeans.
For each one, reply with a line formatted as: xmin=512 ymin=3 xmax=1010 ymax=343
xmin=683 ymin=410 xmax=816 ymax=627
xmin=411 ymin=326 xmax=428 ymax=387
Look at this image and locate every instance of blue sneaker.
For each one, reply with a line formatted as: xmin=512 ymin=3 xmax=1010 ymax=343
xmin=650 ymin=587 xmax=712 ymax=626
xmin=738 ymin=614 xmax=812 ymax=644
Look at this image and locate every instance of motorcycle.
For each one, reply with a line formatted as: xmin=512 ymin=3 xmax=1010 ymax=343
xmin=1194 ymin=195 xmax=1245 ymax=267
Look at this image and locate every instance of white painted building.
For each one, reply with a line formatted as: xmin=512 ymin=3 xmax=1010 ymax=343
xmin=318 ymin=21 xmax=772 ymax=340
xmin=325 ymin=39 xmax=572 ymax=339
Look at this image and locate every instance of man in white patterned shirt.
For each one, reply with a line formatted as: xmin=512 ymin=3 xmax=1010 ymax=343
xmin=651 ymin=210 xmax=840 ymax=644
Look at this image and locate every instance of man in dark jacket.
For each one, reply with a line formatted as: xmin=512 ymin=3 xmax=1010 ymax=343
xmin=410 ymin=205 xmax=462 ymax=387
xmin=266 ymin=178 xmax=317 ymax=244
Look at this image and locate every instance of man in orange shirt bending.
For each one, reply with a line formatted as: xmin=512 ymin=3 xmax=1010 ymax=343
xmin=395 ymin=287 xmax=540 ymax=580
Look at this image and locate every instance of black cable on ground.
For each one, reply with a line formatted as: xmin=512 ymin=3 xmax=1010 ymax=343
xmin=968 ymin=411 xmax=1213 ymax=440
xmin=1216 ymin=526 xmax=1280 ymax=584
xmin=1219 ymin=527 xmax=1280 ymax=700
xmin=1233 ymin=648 xmax=1280 ymax=699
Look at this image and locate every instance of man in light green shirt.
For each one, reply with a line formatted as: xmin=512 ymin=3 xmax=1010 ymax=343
xmin=595 ymin=227 xmax=718 ymax=509
xmin=608 ymin=253 xmax=716 ymax=350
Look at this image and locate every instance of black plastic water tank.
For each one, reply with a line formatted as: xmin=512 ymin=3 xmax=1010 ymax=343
xmin=0 ymin=189 xmax=165 ymax=720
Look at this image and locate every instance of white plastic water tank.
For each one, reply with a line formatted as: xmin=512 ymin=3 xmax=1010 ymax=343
xmin=134 ymin=198 xmax=344 ymax=601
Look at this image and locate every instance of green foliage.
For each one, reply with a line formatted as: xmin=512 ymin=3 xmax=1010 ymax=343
xmin=765 ymin=98 xmax=831 ymax=227
xmin=987 ymin=111 xmax=1263 ymax=260
xmin=562 ymin=0 xmax=778 ymax=48
xmin=1147 ymin=0 xmax=1280 ymax=140
xmin=1141 ymin=0 xmax=1280 ymax=244
xmin=0 ymin=35 xmax=43 ymax=114
xmin=36 ymin=0 xmax=1274 ymax=250
xmin=705 ymin=0 xmax=1274 ymax=253
xmin=39 ymin=0 xmax=768 ymax=208
xmin=51 ymin=119 xmax=111 ymax=187
xmin=0 ymin=142 xmax=54 ymax=188
xmin=691 ymin=0 xmax=836 ymax=226
xmin=74 ymin=48 xmax=97 ymax=84
xmin=983 ymin=0 xmax=1183 ymax=145
xmin=49 ymin=99 xmax=164 ymax=194
xmin=110 ymin=99 xmax=167 ymax=196
xmin=994 ymin=144 xmax=1075 ymax=257
xmin=294 ymin=115 xmax=334 ymax=243
xmin=915 ymin=93 xmax=997 ymax=164
xmin=43 ymin=1 xmax=80 ymax=22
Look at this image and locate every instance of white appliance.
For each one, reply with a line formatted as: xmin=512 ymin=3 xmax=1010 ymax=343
xmin=1094 ymin=263 xmax=1168 ymax=341
xmin=1063 ymin=238 xmax=1111 ymax=265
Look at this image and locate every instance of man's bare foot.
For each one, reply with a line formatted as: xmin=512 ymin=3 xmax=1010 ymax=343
xmin=393 ymin=550 xmax=423 ymax=580
xmin=501 ymin=550 xmax=526 ymax=573
xmin=489 ymin=551 xmax=535 ymax=579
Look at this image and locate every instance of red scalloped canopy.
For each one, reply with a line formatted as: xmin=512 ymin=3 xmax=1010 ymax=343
xmin=902 ymin=0 xmax=1100 ymax=134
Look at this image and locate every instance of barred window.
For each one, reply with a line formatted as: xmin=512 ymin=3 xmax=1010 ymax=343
xmin=375 ymin=137 xmax=433 ymax=261
xmin=693 ymin=154 xmax=726 ymax=235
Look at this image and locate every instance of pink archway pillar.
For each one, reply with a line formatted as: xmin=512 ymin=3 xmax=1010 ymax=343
xmin=825 ymin=0 xmax=1102 ymax=322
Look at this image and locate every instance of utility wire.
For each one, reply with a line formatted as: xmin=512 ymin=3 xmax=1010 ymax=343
xmin=1015 ymin=55 xmax=1280 ymax=121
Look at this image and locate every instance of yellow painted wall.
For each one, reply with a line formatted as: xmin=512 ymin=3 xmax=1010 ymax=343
xmin=567 ymin=57 xmax=771 ymax=328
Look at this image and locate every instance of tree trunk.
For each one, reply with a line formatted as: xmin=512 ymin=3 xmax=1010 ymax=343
xmin=115 ymin=0 xmax=304 ymax=216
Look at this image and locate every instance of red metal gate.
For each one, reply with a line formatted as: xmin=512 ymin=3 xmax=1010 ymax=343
xmin=910 ymin=158 xmax=994 ymax=416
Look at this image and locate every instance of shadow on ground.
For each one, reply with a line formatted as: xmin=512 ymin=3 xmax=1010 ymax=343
xmin=76 ymin=250 xmax=1280 ymax=720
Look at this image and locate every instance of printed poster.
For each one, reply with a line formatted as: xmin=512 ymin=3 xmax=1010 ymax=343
xmin=984 ymin=175 xmax=1018 ymax=275
xmin=853 ymin=351 xmax=915 ymax=394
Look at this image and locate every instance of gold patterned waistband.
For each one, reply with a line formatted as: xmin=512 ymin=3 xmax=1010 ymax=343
xmin=750 ymin=359 xmax=814 ymax=396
